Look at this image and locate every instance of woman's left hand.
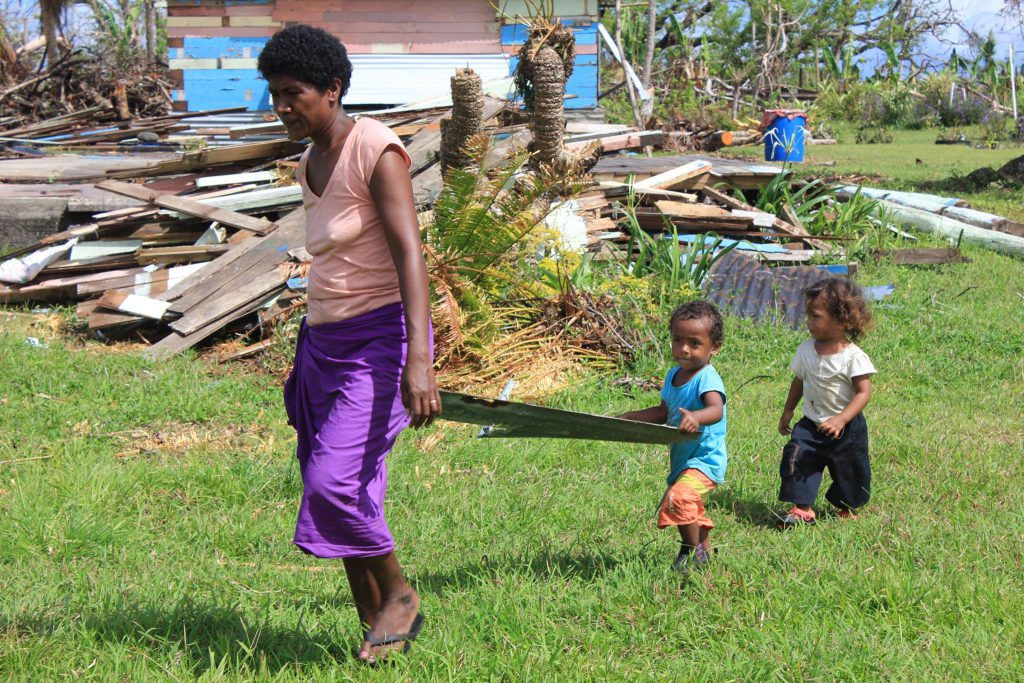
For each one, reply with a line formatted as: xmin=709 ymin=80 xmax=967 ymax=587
xmin=402 ymin=358 xmax=441 ymax=428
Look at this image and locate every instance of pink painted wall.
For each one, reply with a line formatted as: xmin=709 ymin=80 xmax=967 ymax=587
xmin=272 ymin=0 xmax=502 ymax=54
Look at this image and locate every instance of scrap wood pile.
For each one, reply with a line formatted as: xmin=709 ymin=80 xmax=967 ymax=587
xmin=578 ymin=157 xmax=835 ymax=256
xmin=666 ymin=118 xmax=765 ymax=153
xmin=0 ymin=97 xmax=516 ymax=360
xmin=0 ymin=105 xmax=265 ymax=157
xmin=1 ymin=88 xmax=845 ymax=363
xmin=0 ymin=47 xmax=170 ymax=138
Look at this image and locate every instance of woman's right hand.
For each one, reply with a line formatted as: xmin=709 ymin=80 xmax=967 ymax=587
xmin=401 ymin=357 xmax=441 ymax=429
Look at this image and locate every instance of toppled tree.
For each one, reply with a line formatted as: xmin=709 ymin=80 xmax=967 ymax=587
xmin=513 ymin=18 xmax=601 ymax=179
xmin=439 ymin=67 xmax=484 ymax=178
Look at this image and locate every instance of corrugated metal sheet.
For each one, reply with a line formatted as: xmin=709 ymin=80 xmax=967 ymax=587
xmin=346 ymin=54 xmax=512 ymax=106
xmin=180 ymin=53 xmax=512 ymax=110
xmin=706 ymin=251 xmax=833 ymax=329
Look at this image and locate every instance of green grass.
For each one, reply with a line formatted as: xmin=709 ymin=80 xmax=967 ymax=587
xmin=2 ymin=239 xmax=1023 ymax=680
xmin=727 ymin=124 xmax=1024 ymax=221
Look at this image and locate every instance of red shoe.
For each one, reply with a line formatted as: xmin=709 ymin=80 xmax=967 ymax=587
xmin=778 ymin=506 xmax=816 ymax=528
xmin=835 ymin=509 xmax=859 ymax=520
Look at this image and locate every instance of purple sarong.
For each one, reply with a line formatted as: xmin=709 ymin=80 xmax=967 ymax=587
xmin=283 ymin=302 xmax=411 ymax=558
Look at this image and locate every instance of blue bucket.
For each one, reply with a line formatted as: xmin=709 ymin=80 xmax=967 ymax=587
xmin=763 ymin=112 xmax=806 ymax=162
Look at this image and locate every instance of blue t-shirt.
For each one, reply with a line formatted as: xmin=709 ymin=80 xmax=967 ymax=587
xmin=661 ymin=364 xmax=728 ymax=485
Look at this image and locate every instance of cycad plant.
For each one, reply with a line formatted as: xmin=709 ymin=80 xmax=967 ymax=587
xmin=423 ymin=133 xmax=588 ymax=379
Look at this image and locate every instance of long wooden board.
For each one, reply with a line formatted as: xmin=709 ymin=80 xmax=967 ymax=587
xmin=96 ymin=179 xmax=274 ymax=235
xmin=438 ymin=391 xmax=698 ymax=445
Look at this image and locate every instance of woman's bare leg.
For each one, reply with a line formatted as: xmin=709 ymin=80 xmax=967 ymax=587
xmin=346 ymin=552 xmax=420 ymax=662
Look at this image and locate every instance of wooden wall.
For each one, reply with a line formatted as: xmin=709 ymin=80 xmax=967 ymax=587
xmin=167 ymin=0 xmax=600 ymax=112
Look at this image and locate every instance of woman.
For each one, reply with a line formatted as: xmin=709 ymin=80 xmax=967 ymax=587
xmin=257 ymin=25 xmax=441 ymax=663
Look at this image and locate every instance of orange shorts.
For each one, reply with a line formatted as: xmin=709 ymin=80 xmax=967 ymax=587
xmin=657 ymin=469 xmax=716 ymax=529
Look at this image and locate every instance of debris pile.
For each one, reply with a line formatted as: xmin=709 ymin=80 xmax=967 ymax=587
xmin=0 ymin=48 xmax=170 ymax=137
xmin=1 ymin=94 xmax=852 ymax=361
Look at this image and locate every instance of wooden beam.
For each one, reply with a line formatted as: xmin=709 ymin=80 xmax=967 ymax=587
xmin=634 ymin=160 xmax=712 ymax=191
xmin=106 ymin=139 xmax=306 ymax=178
xmin=874 ymin=247 xmax=965 ymax=264
xmin=96 ymin=179 xmax=274 ymax=235
xmin=96 ymin=290 xmax=173 ymax=320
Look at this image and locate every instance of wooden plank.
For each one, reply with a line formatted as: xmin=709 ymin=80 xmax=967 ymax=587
xmin=565 ymin=130 xmax=662 ymax=153
xmin=144 ymin=293 xmax=273 ymax=361
xmin=1 ymin=267 xmax=140 ymax=303
xmin=194 ymin=171 xmax=278 ymax=188
xmin=438 ymin=391 xmax=697 ymax=445
xmin=702 ymin=187 xmax=832 ymax=252
xmin=169 ymin=265 xmax=288 ymax=335
xmin=655 ymin=200 xmax=745 ymax=221
xmin=598 ymin=181 xmax=697 ymax=202
xmin=412 ymin=163 xmax=443 ymax=209
xmin=167 ymin=16 xmax=223 ymax=27
xmin=106 ymin=139 xmax=306 ymax=179
xmin=634 ymin=161 xmax=712 ymax=191
xmin=161 ymin=208 xmax=303 ymax=312
xmin=96 ymin=291 xmax=173 ymax=320
xmin=875 ymin=247 xmax=965 ymax=264
xmin=87 ymin=308 xmax=146 ymax=330
xmin=96 ymin=179 xmax=274 ymax=235
xmin=228 ymin=15 xmax=280 ymax=27
xmin=136 ymin=244 xmax=231 ymax=266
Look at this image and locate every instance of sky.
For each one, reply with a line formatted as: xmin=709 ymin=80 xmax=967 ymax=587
xmin=6 ymin=0 xmax=1024 ymax=69
xmin=945 ymin=0 xmax=1022 ymax=60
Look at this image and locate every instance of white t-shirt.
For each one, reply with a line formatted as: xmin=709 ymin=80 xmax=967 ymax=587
xmin=790 ymin=340 xmax=876 ymax=424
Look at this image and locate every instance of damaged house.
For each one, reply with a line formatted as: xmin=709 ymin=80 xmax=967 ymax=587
xmin=165 ymin=0 xmax=601 ymax=113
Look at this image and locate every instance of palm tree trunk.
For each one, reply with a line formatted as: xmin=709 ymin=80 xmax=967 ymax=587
xmin=531 ymin=45 xmax=566 ymax=169
xmin=440 ymin=68 xmax=484 ymax=179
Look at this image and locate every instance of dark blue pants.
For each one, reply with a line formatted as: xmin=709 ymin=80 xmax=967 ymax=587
xmin=779 ymin=414 xmax=870 ymax=511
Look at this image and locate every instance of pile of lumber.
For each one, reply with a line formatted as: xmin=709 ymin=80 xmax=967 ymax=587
xmin=0 ymin=106 xmax=260 ymax=156
xmin=0 ymin=98 xmax=522 ymax=358
xmin=2 ymin=95 xmax=843 ymax=360
xmin=574 ymin=158 xmax=835 ymax=259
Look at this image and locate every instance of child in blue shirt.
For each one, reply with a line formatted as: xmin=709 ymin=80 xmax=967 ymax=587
xmin=620 ymin=301 xmax=727 ymax=573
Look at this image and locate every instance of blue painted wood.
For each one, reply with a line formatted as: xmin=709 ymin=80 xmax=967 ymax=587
xmin=182 ymin=36 xmax=269 ymax=59
xmin=183 ymin=69 xmax=270 ymax=110
xmin=507 ymin=55 xmax=597 ymax=108
xmin=501 ymin=21 xmax=596 ymax=45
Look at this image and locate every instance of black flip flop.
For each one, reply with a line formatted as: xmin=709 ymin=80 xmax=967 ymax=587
xmin=365 ymin=612 xmax=425 ymax=659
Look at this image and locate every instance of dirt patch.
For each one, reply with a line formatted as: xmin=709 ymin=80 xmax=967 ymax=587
xmin=956 ymin=153 xmax=1024 ymax=191
xmin=102 ymin=421 xmax=276 ymax=459
xmin=996 ymin=154 xmax=1024 ymax=183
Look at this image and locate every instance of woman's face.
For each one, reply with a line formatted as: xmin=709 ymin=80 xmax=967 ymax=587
xmin=266 ymin=74 xmax=340 ymax=141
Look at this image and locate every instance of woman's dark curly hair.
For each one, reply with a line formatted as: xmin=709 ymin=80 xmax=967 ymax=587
xmin=669 ymin=300 xmax=724 ymax=346
xmin=804 ymin=278 xmax=872 ymax=341
xmin=257 ymin=25 xmax=352 ymax=100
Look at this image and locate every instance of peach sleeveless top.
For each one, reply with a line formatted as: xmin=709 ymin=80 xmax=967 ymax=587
xmin=297 ymin=117 xmax=412 ymax=326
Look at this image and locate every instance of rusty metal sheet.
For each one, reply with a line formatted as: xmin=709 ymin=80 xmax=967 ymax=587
xmin=706 ymin=250 xmax=833 ymax=329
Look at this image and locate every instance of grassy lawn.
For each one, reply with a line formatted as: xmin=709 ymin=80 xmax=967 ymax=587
xmin=727 ymin=124 xmax=1024 ymax=221
xmin=2 ymin=230 xmax=1023 ymax=679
